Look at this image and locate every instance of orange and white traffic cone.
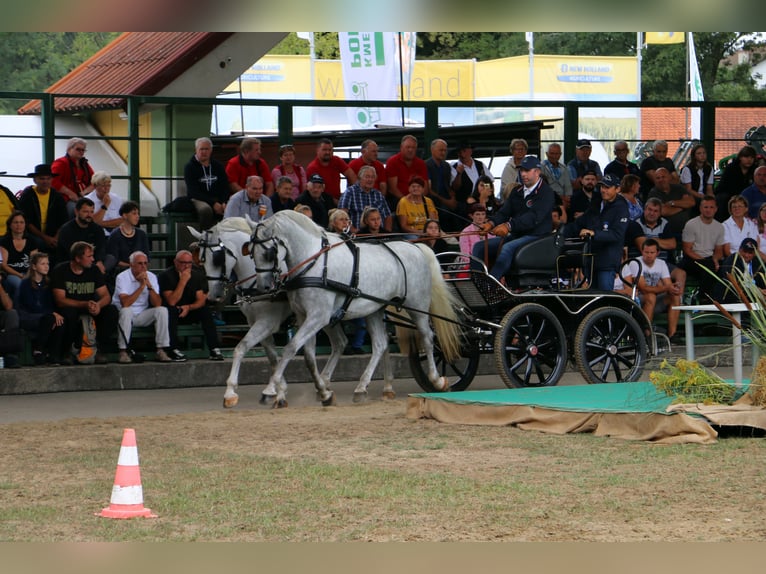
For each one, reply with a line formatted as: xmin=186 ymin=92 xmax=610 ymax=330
xmin=97 ymin=428 xmax=157 ymax=519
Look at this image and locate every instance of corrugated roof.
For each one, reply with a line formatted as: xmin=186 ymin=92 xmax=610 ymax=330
xmin=18 ymin=32 xmax=234 ymax=115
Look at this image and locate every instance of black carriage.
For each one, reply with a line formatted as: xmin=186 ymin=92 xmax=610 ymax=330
xmin=408 ymin=230 xmax=657 ymax=393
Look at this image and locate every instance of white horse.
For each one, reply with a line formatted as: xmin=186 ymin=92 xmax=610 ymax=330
xmin=247 ymin=210 xmax=461 ymax=407
xmin=188 ymin=218 xmax=396 ymax=408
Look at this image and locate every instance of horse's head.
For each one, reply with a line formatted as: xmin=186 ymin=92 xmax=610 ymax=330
xmin=188 ymin=225 xmax=232 ymax=302
xmin=248 ymin=220 xmax=285 ymax=293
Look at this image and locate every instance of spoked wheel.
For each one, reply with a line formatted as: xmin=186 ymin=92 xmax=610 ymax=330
xmin=574 ymin=307 xmax=647 ymax=384
xmin=495 ymin=303 xmax=567 ymax=388
xmin=409 ymin=327 xmax=481 ymax=393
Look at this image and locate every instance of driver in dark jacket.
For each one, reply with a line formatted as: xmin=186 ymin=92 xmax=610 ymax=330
xmin=472 ymin=155 xmax=554 ymax=280
xmin=573 ymin=173 xmax=630 ymax=291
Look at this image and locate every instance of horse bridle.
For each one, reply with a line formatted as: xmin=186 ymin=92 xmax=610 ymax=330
xmin=196 ymin=230 xmax=236 ymax=284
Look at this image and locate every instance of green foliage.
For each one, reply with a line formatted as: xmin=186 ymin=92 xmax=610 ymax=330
xmin=650 ymin=359 xmax=738 ymax=405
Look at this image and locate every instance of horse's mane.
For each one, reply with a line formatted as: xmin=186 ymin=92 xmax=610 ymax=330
xmin=216 ymin=217 xmax=253 ymax=235
xmin=270 ymin=209 xmax=323 ymax=237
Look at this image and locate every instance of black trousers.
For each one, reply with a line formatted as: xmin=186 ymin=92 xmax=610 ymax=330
xmin=166 ymin=305 xmax=220 ymax=351
xmin=59 ymin=304 xmax=119 ymax=352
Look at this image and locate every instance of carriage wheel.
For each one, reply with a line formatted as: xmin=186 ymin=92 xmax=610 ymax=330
xmin=409 ymin=327 xmax=481 ymax=393
xmin=494 ymin=303 xmax=567 ymax=388
xmin=574 ymin=307 xmax=647 ymax=385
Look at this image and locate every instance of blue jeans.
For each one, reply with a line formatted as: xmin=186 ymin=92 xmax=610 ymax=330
xmin=472 ymin=235 xmax=540 ymax=280
xmin=593 ymin=269 xmax=617 ymax=292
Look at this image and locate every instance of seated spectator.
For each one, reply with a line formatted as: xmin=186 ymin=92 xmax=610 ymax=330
xmin=756 ymin=203 xmax=766 ymax=245
xmin=306 ymin=138 xmax=356 ymax=205
xmin=715 ymin=145 xmax=758 ymax=221
xmin=421 ymin=219 xmax=451 ymax=253
xmin=51 ymin=137 xmax=95 ymax=218
xmin=226 ymin=137 xmax=273 ymax=197
xmin=449 ymin=141 xmax=488 ymax=229
xmin=396 ymin=175 xmax=438 ymax=240
xmin=680 ymin=143 xmax=714 ymax=200
xmin=113 ymin=251 xmax=184 ymax=364
xmin=51 ymin=241 xmax=118 ymax=365
xmin=717 ymin=238 xmax=766 ymax=303
xmin=184 ymin=137 xmax=229 ymax=230
xmin=500 ymin=138 xmax=528 ymax=200
xmin=620 ymin=174 xmax=643 ymax=221
xmin=639 ymin=139 xmax=679 ymax=200
xmin=224 ymin=175 xmax=272 ymax=221
xmin=1 ymin=210 xmax=42 ymax=299
xmin=271 ymin=144 xmax=306 ymax=199
xmin=348 ymin=139 xmax=387 ymax=196
xmin=0 ymin=179 xmax=19 ymax=236
xmin=327 ymin=208 xmax=352 ymax=235
xmin=270 ymin=176 xmax=297 ymax=214
xmin=646 ymin=167 xmax=696 ymax=236
xmin=622 ymin=238 xmax=681 ymax=343
xmin=425 ymin=138 xmax=459 ymax=232
xmin=541 ymin=142 xmax=573 ymax=216
xmin=85 ymin=171 xmax=123 ymax=235
xmin=459 ymin=203 xmax=494 ymax=258
xmin=568 ymin=170 xmax=599 ymax=220
xmin=467 ymin=174 xmax=501 ymax=220
xmin=722 ymin=195 xmax=760 ymax=258
xmin=741 ymin=165 xmax=766 ymax=219
xmin=0 ymin=279 xmax=21 ymax=368
xmin=567 ymin=139 xmax=603 ymax=192
xmin=339 ymin=165 xmax=392 ymax=233
xmin=159 ymin=250 xmax=223 ymax=361
xmin=56 ymin=197 xmax=116 ymax=276
xmin=677 ymin=196 xmax=726 ymax=303
xmin=358 ymin=206 xmax=384 ymax=235
xmin=15 ymin=252 xmax=66 ymax=365
xmin=293 ymin=204 xmax=313 ymax=219
xmin=18 ymin=164 xmax=69 ymax=256
xmin=604 ymin=140 xmax=640 ymax=182
xmin=296 ymin=174 xmax=335 ymax=229
xmin=106 ymin=201 xmax=151 ymax=272
xmin=386 ymin=135 xmax=428 ymax=210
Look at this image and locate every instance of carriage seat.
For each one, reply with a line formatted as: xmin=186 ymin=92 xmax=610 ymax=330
xmin=505 ymin=231 xmax=561 ymax=289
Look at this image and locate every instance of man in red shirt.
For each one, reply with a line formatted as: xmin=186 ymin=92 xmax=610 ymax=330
xmin=306 ymin=138 xmax=357 ymax=203
xmin=225 ymin=137 xmax=274 ymax=197
xmin=348 ymin=139 xmax=387 ymax=195
xmin=51 ymin=137 xmax=95 ymax=218
xmin=385 ymin=135 xmax=428 ymax=208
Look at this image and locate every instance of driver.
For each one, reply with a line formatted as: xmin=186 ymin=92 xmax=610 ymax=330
xmin=471 ymin=155 xmax=554 ymax=282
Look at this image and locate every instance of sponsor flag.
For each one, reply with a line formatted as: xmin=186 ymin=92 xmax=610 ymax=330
xmin=645 ymin=32 xmax=685 ymax=45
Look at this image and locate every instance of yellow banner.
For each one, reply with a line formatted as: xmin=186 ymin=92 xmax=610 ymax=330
xmin=645 ymin=32 xmax=685 ymax=45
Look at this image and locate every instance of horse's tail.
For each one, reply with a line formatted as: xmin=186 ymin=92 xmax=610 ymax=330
xmin=417 ymin=244 xmax=462 ymax=363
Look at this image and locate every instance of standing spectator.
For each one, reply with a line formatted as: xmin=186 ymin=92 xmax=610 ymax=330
xmin=639 ymin=139 xmax=679 ymax=200
xmin=225 ymin=137 xmax=273 ymax=197
xmin=306 ymin=138 xmax=357 ymax=204
xmin=270 ymin=176 xmax=297 ymax=214
xmin=51 ymin=241 xmax=118 ymax=364
xmin=604 ymin=140 xmax=641 ymax=182
xmin=0 ymin=279 xmax=20 ymax=368
xmin=678 ymin=196 xmax=726 ymax=303
xmin=385 ymin=135 xmax=428 ymax=209
xmin=722 ymin=195 xmax=760 ymax=258
xmin=568 ymin=139 xmax=603 ymax=192
xmin=466 ymin=175 xmax=501 ymax=219
xmin=425 ymin=138 xmax=459 ymax=232
xmin=541 ymin=142 xmax=573 ymax=218
xmin=1 ymin=210 xmax=42 ymax=298
xmin=620 ymin=174 xmax=643 ymax=221
xmin=396 ymin=176 xmax=437 ymax=240
xmin=450 ymin=141 xmax=488 ymax=227
xmin=51 ymin=137 xmax=95 ymax=218
xmin=106 ymin=201 xmax=151 ymax=272
xmin=472 ymin=155 xmax=554 ymax=281
xmin=184 ymin=137 xmax=229 ymax=230
xmin=159 ymin=250 xmax=223 ymax=361
xmin=296 ymin=174 xmax=336 ymax=229
xmin=113 ymin=251 xmax=181 ymax=364
xmin=740 ymin=165 xmax=766 ymax=219
xmin=573 ymin=173 xmax=630 ymax=291
xmin=715 ymin=145 xmax=758 ymax=220
xmin=15 ymin=252 xmax=66 ymax=365
xmin=271 ymin=144 xmax=306 ymax=199
xmin=500 ymin=138 xmax=528 ymax=200
xmin=0 ymin=176 xmax=19 ymax=236
xmin=680 ymin=143 xmax=714 ymax=200
xmin=339 ymin=165 xmax=392 ymax=232
xmin=18 ymin=164 xmax=69 ymax=255
xmin=84 ymin=171 xmax=123 ymax=235
xmin=56 ymin=198 xmax=115 ymax=276
xmin=224 ymin=175 xmax=272 ymax=221
xmin=646 ymin=167 xmax=696 ymax=236
xmin=348 ymin=139 xmax=387 ymax=196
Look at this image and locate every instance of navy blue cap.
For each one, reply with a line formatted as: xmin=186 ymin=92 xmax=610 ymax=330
xmin=740 ymin=237 xmax=758 ymax=252
xmin=599 ymin=173 xmax=622 ymax=188
xmin=576 ymin=138 xmax=592 ymax=149
xmin=519 ymin=155 xmax=541 ymax=170
xmin=309 ymin=174 xmax=325 ymax=184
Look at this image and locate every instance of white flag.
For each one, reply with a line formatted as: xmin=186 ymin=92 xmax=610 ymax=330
xmin=688 ymin=33 xmax=704 ymax=139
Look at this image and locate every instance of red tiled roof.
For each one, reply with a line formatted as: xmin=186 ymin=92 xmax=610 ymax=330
xmin=18 ymin=32 xmax=234 ymax=115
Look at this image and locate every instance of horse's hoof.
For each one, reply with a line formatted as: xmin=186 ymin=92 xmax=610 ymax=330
xmin=433 ymin=377 xmax=449 ymax=392
xmin=353 ymin=391 xmax=368 ymax=403
xmin=272 ymin=399 xmax=288 ymax=409
xmin=321 ymin=392 xmax=336 ymax=407
xmin=260 ymin=393 xmax=275 ymax=405
xmin=381 ymin=390 xmax=396 ymax=400
xmin=223 ymin=395 xmax=239 ymax=409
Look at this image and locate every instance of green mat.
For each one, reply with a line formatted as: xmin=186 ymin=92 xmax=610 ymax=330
xmin=412 ymin=381 xmax=751 ymax=415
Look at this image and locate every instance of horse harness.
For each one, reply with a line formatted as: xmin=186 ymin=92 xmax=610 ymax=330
xmin=195 ymin=229 xmax=258 ymax=296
